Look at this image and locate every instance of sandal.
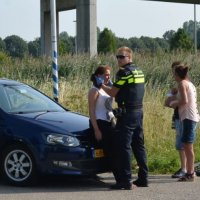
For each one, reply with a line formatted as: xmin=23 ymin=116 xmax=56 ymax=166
xmin=178 ymin=173 xmax=195 ymax=182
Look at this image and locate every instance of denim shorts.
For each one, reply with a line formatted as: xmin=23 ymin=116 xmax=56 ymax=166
xmin=181 ymin=119 xmax=197 ymax=143
xmin=175 ymin=119 xmax=183 ymax=150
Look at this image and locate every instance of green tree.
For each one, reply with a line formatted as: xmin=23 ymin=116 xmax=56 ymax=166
xmin=140 ymin=36 xmax=160 ymax=52
xmin=183 ymin=20 xmax=200 ymax=40
xmin=183 ymin=20 xmax=200 ymax=50
xmin=4 ymin=35 xmax=28 ymax=58
xmin=97 ymin=26 xmax=101 ymax=41
xmin=116 ymin=37 xmax=130 ymax=49
xmin=197 ymin=29 xmax=200 ymax=49
xmin=163 ymin=30 xmax=176 ymax=41
xmin=98 ymin=28 xmax=117 ymax=54
xmin=170 ymin=28 xmax=193 ymax=51
xmin=28 ymin=38 xmax=41 ymax=57
xmin=155 ymin=37 xmax=170 ymax=51
xmin=0 ymin=37 xmax=6 ymax=52
xmin=59 ymin=32 xmax=73 ymax=55
xmin=129 ymin=37 xmax=146 ymax=52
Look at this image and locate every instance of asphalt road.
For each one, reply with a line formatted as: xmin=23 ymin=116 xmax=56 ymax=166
xmin=0 ymin=173 xmax=199 ymax=200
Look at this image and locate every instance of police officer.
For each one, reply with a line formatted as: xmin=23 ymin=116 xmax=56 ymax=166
xmin=100 ymin=46 xmax=148 ymax=190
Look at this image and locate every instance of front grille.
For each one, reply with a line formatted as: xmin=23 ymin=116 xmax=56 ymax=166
xmin=72 ymin=157 xmax=110 ymax=174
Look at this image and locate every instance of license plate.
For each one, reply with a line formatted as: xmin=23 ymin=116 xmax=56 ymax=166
xmin=94 ymin=149 xmax=104 ymax=158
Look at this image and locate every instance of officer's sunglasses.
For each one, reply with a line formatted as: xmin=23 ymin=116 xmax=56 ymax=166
xmin=116 ymin=55 xmax=128 ymax=59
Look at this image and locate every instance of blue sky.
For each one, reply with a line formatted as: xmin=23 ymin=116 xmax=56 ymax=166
xmin=0 ymin=0 xmax=199 ymax=41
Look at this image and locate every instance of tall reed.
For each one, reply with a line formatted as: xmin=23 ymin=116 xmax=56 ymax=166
xmin=1 ymin=51 xmax=200 ymax=173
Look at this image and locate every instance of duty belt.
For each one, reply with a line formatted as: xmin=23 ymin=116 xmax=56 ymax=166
xmin=117 ymin=104 xmax=143 ymax=110
xmin=114 ymin=105 xmax=143 ymax=118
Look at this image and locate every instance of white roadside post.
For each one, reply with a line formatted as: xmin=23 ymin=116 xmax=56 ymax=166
xmin=50 ymin=0 xmax=59 ymax=102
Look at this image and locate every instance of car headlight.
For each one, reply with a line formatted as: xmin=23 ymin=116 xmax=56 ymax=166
xmin=46 ymin=134 xmax=80 ymax=147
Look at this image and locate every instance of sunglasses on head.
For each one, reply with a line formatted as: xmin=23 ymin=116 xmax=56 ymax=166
xmin=116 ymin=55 xmax=128 ymax=59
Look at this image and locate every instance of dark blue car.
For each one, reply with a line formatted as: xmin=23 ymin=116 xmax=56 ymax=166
xmin=0 ymin=79 xmax=108 ymax=186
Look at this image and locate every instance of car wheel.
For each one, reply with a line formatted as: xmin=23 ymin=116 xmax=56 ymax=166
xmin=2 ymin=145 xmax=37 ymax=186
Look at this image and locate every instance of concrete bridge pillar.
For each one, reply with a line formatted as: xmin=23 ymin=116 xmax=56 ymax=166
xmin=76 ymin=0 xmax=97 ymax=57
xmin=40 ymin=0 xmax=97 ymax=57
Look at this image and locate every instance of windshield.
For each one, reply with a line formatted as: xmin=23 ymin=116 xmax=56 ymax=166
xmin=0 ymin=84 xmax=65 ymax=113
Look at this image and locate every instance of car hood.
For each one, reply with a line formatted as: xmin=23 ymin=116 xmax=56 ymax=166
xmin=16 ymin=111 xmax=90 ymax=134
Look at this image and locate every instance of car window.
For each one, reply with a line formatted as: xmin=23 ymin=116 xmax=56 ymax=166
xmin=0 ymin=86 xmax=10 ymax=111
xmin=1 ymin=84 xmax=65 ymax=113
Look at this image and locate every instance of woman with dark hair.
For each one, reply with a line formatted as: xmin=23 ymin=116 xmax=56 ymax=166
xmin=169 ymin=64 xmax=199 ymax=182
xmin=88 ymin=65 xmax=115 ymax=160
xmin=165 ymin=61 xmax=187 ymax=179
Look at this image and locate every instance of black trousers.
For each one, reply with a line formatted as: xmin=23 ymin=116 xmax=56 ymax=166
xmin=113 ymin=109 xmax=148 ymax=185
xmin=89 ymin=119 xmax=114 ymax=170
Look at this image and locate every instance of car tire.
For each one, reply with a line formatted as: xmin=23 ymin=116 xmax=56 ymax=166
xmin=1 ymin=144 xmax=37 ymax=186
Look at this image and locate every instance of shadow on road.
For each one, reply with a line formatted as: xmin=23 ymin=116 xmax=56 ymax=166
xmin=0 ymin=173 xmax=180 ymax=194
xmin=0 ymin=175 xmax=110 ymax=194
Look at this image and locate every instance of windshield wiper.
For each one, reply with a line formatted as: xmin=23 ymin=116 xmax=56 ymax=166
xmin=34 ymin=110 xmax=52 ymax=119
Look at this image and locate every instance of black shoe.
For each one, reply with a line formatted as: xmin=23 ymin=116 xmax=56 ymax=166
xmin=171 ymin=168 xmax=186 ymax=178
xmin=133 ymin=179 xmax=148 ymax=187
xmin=110 ymin=183 xmax=135 ymax=190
